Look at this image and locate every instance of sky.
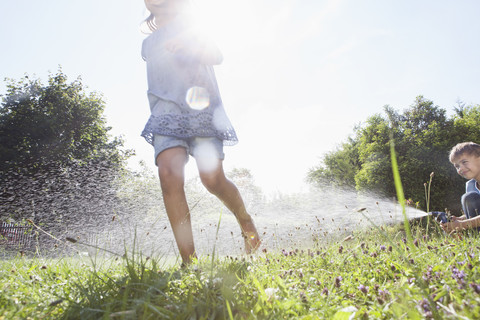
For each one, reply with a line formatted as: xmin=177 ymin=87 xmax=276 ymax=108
xmin=1 ymin=0 xmax=480 ymax=195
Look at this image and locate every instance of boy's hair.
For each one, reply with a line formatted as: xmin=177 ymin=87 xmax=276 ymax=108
xmin=449 ymin=142 xmax=480 ymax=163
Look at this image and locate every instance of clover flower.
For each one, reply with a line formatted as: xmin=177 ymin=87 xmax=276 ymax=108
xmin=264 ymin=288 xmax=278 ymax=301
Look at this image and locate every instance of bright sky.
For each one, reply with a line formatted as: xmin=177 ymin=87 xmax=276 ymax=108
xmin=1 ymin=0 xmax=480 ymax=195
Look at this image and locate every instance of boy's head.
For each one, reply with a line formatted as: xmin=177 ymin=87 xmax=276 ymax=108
xmin=449 ymin=142 xmax=480 ymax=163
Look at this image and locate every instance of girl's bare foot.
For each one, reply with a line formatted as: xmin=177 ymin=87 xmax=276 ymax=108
xmin=240 ymin=218 xmax=261 ymax=254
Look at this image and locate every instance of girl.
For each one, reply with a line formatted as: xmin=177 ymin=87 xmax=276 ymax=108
xmin=141 ymin=0 xmax=260 ymax=264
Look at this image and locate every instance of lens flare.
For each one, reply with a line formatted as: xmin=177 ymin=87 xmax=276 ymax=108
xmin=186 ymin=86 xmax=210 ymax=110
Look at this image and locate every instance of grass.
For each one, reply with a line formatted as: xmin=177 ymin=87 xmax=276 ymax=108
xmin=1 ymin=223 xmax=480 ymax=319
xmin=1 ymin=142 xmax=479 ymax=319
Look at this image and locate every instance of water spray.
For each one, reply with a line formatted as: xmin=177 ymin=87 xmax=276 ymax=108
xmin=26 ymin=219 xmax=69 ymax=246
xmin=26 ymin=219 xmax=123 ymax=257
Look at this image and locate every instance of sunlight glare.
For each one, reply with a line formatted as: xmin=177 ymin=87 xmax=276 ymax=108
xmin=189 ymin=0 xmax=260 ymax=55
xmin=195 ymin=139 xmax=219 ymax=172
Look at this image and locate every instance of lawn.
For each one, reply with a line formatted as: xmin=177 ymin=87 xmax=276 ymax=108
xmin=1 ymin=220 xmax=479 ymax=319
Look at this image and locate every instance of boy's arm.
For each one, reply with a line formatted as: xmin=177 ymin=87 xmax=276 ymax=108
xmin=451 ymin=215 xmax=467 ymax=221
xmin=459 ymin=215 xmax=480 ymax=229
xmin=442 ymin=215 xmax=480 ymax=233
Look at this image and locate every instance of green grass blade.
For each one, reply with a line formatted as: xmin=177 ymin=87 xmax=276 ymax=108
xmin=389 ymin=139 xmax=413 ymax=246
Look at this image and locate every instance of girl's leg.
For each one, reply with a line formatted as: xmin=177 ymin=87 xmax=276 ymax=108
xmin=196 ymin=158 xmax=261 ymax=253
xmin=156 ymin=147 xmax=196 ymax=264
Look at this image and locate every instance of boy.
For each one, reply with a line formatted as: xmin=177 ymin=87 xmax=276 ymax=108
xmin=442 ymin=142 xmax=480 ymax=233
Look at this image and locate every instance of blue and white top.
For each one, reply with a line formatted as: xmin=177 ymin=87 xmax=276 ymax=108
xmin=140 ymin=15 xmax=238 ymax=146
xmin=466 ymin=179 xmax=480 ymax=194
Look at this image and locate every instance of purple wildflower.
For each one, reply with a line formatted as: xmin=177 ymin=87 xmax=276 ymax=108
xmin=335 ymin=276 xmax=343 ymax=288
xmin=299 ymin=291 xmax=308 ymax=303
xmin=418 ymin=298 xmax=430 ymax=313
xmin=358 ymin=284 xmax=369 ymax=294
xmin=470 ymin=283 xmax=480 ymax=294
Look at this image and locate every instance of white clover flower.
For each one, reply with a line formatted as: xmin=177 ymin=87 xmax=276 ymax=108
xmin=264 ymin=288 xmax=279 ymax=300
xmin=212 ymin=278 xmax=222 ymax=287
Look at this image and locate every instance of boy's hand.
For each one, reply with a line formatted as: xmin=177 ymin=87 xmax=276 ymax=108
xmin=451 ymin=215 xmax=466 ymax=222
xmin=441 ymin=220 xmax=464 ymax=233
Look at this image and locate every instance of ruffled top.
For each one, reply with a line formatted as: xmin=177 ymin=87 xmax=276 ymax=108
xmin=140 ymin=16 xmax=238 ymax=146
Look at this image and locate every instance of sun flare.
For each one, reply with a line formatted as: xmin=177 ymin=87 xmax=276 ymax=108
xmin=188 ymin=0 xmax=260 ymax=55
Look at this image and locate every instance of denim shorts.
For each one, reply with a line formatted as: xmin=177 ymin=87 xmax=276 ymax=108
xmin=153 ymin=134 xmax=225 ymax=166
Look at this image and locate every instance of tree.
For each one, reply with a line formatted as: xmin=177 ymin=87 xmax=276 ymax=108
xmin=307 ymin=137 xmax=360 ymax=188
xmin=0 ymin=70 xmax=132 ymax=235
xmin=307 ymin=96 xmax=480 ymax=212
xmin=0 ymin=71 xmax=127 ymax=171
